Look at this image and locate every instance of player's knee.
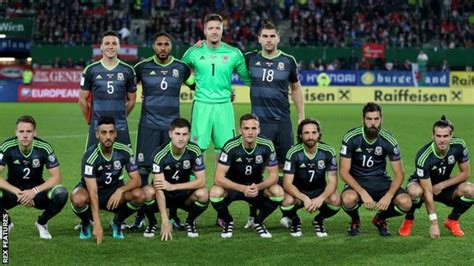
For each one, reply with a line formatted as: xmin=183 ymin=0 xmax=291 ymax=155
xmin=70 ymin=193 xmax=88 ymax=209
xmin=328 ymin=192 xmax=341 ymax=207
xmin=459 ymin=182 xmax=474 ymax=198
xmin=281 ymin=193 xmax=294 ymax=207
xmin=194 ymin=188 xmax=209 ymax=202
xmin=51 ymin=185 xmax=68 ymax=203
xmin=210 ymin=185 xmax=225 ymax=198
xmin=395 ymin=194 xmax=412 ymax=211
xmin=269 ymin=184 xmax=284 ymax=197
xmin=143 ymin=185 xmax=155 ymax=200
xmin=341 ymin=190 xmax=359 ymax=207
xmin=407 ymin=183 xmax=423 ymax=199
xmin=131 ymin=188 xmax=146 ymax=204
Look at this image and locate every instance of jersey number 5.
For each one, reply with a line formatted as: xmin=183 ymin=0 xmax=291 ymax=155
xmin=107 ymin=81 xmax=114 ymax=94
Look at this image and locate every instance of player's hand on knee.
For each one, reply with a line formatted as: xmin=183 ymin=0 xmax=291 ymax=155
xmin=430 ymin=223 xmax=440 ymax=239
xmin=18 ymin=189 xmax=35 ymax=206
xmin=107 ymin=190 xmax=123 ymax=210
xmin=160 ymin=222 xmax=173 ymax=241
xmin=432 ymin=184 xmax=443 ymax=195
xmin=94 ymin=224 xmax=104 ymax=245
xmin=244 ymin=184 xmax=258 ymax=198
xmin=376 ymin=195 xmax=391 ymax=211
xmin=360 ymin=192 xmax=376 ymax=210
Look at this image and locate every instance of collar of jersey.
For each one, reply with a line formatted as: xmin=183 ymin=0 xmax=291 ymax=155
xmin=303 ymin=144 xmax=317 ymax=160
xmin=203 ymin=42 xmax=224 ymax=50
xmin=100 ymin=59 xmax=120 ymax=71
xmin=240 ymin=137 xmax=257 ymax=155
xmin=169 ymin=142 xmax=185 ymax=161
xmin=18 ymin=140 xmax=34 ymax=158
xmin=430 ymin=142 xmax=449 ymax=159
xmin=361 ymin=127 xmax=377 ymax=145
xmin=153 ymin=55 xmax=174 ymax=66
xmin=99 ymin=143 xmax=114 ymax=161
xmin=259 ymin=50 xmax=282 ymax=60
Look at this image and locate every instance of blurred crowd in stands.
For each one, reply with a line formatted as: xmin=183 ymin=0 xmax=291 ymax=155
xmin=2 ymin=0 xmax=472 ymax=71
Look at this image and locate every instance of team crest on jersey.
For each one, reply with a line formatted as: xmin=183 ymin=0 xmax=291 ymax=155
xmin=375 ymin=146 xmax=382 ymax=155
xmin=220 ymin=152 xmax=228 ymax=163
xmin=113 ymin=160 xmax=122 ymax=170
xmin=117 ymin=73 xmax=124 ymax=81
xmin=32 ymin=159 xmax=40 ymax=168
xmin=448 ymin=155 xmax=455 ymax=164
xmin=199 ymin=56 xmax=205 ymax=60
xmin=222 ymin=55 xmax=229 ymax=63
xmin=318 ymin=160 xmax=325 ymax=169
xmin=277 ymin=62 xmax=285 ymax=71
xmin=256 ymin=155 xmax=263 ymax=164
xmin=284 ymin=161 xmax=291 ymax=171
xmin=183 ymin=160 xmax=191 ymax=169
xmin=172 ymin=69 xmax=179 ymax=77
xmin=48 ymin=154 xmax=56 ymax=162
xmin=138 ymin=153 xmax=144 ymax=162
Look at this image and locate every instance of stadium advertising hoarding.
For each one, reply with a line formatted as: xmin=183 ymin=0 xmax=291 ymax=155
xmin=0 ymin=18 xmax=33 ymax=38
xmin=450 ymin=71 xmax=474 ymax=87
xmin=358 ymin=71 xmax=448 ymax=87
xmin=0 ymin=65 xmax=24 ymax=79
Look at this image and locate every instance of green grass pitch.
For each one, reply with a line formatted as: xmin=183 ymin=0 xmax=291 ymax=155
xmin=0 ymin=103 xmax=473 ymax=265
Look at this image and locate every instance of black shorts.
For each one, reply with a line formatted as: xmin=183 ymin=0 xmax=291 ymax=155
xmin=408 ymin=179 xmax=458 ymax=207
xmin=74 ymin=182 xmax=123 ymax=212
xmin=0 ymin=189 xmax=52 ymax=210
xmin=343 ymin=179 xmax=406 ymax=202
xmin=301 ymin=189 xmax=324 ymax=199
xmin=259 ymin=120 xmax=294 ymax=164
xmin=86 ymin=130 xmax=131 ymax=149
xmin=224 ymin=189 xmax=266 ymax=207
xmin=136 ymin=126 xmax=170 ymax=167
xmin=149 ymin=190 xmax=194 ymax=213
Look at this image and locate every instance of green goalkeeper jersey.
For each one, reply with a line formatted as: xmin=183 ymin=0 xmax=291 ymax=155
xmin=182 ymin=42 xmax=250 ymax=103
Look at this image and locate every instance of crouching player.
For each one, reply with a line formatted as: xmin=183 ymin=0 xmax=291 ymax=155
xmin=143 ymin=118 xmax=208 ymax=240
xmin=70 ymin=116 xmax=145 ymax=244
xmin=210 ymin=114 xmax=284 ymax=238
xmin=281 ymin=119 xmax=340 ymax=237
xmin=399 ymin=115 xmax=473 ymax=238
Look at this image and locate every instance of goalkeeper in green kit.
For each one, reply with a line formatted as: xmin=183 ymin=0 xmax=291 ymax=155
xmin=182 ymin=13 xmax=250 ymax=159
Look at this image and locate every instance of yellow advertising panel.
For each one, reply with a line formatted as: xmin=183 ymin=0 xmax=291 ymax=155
xmin=137 ymin=85 xmax=474 ymax=105
xmin=450 ymin=71 xmax=474 ymax=88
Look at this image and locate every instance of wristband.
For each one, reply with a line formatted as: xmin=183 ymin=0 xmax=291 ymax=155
xmin=33 ymin=187 xmax=39 ymax=194
xmin=428 ymin=213 xmax=437 ymax=221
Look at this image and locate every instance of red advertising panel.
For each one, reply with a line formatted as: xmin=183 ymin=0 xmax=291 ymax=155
xmin=362 ymin=43 xmax=385 ymax=59
xmin=18 ymin=85 xmax=80 ymax=102
xmin=32 ymin=68 xmax=82 ymax=84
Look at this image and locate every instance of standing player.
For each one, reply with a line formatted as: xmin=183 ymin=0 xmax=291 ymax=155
xmin=399 ymin=115 xmax=472 ymax=238
xmin=0 ymin=115 xmax=68 ymax=239
xmin=70 ymin=116 xmax=145 ymax=244
xmin=210 ymin=114 xmax=284 ymax=238
xmin=79 ymin=30 xmax=137 ymax=149
xmin=244 ymin=21 xmax=305 ymax=228
xmin=141 ymin=118 xmax=208 ymax=240
xmin=340 ymin=102 xmax=412 ymax=237
xmin=182 ymin=13 xmax=250 ymax=159
xmin=281 ymin=119 xmax=340 ymax=237
xmin=130 ymin=32 xmax=194 ymax=230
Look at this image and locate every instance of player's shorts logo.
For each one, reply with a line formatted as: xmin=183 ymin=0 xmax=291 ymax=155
xmin=113 ymin=160 xmax=122 ymax=170
xmin=32 ymin=159 xmax=40 ymax=168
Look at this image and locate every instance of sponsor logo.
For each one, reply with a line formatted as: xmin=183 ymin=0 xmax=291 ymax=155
xmin=164 ymin=165 xmax=171 ymax=170
xmin=236 ymin=157 xmax=242 ymax=162
xmin=356 ymin=147 xmax=363 ymax=152
xmin=361 ymin=72 xmax=375 ymax=85
xmin=255 ymin=61 xmax=261 ymax=66
xmin=13 ymin=160 xmax=20 ymax=165
xmin=98 ymin=165 xmax=103 ymax=171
